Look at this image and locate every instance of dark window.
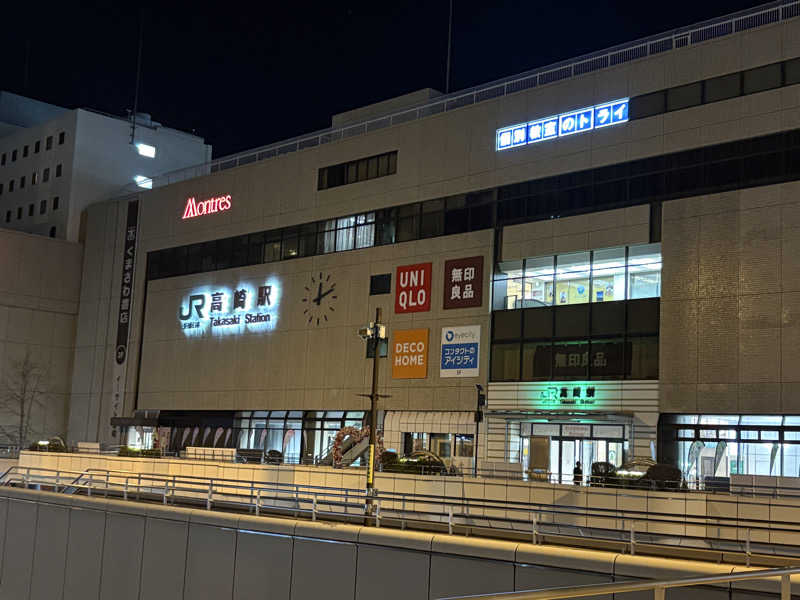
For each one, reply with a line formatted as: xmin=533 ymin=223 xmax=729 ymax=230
xmin=43 ymin=168 xmax=50 ymax=182
xmin=787 ymin=58 xmax=800 ymax=86
xmin=420 ymin=199 xmax=444 ymax=238
xmin=0 ymin=153 xmax=5 ymax=166
xmin=523 ymin=307 xmax=553 ymax=339
xmin=39 ymin=200 xmax=46 ymax=215
xmin=52 ymin=196 xmax=59 ymax=210
xmin=34 ymin=141 xmax=40 ymax=153
xmin=705 ymin=72 xmax=741 ymax=103
xmin=522 ymin=342 xmax=552 ymax=380
xmin=28 ymin=204 xmax=33 ymax=217
xmin=11 ymin=150 xmax=17 ymax=162
xmin=629 ymin=91 xmax=666 ymax=119
xmin=16 ymin=207 xmax=21 ymax=220
xmin=58 ymin=132 xmax=65 ymax=145
xmin=8 ymin=180 xmax=14 ymax=192
xmin=629 ymin=336 xmax=659 ymax=379
xmin=743 ymin=63 xmax=782 ymax=95
xmin=591 ymin=302 xmax=625 ymax=336
xmin=554 ymin=304 xmax=589 ymax=338
xmin=22 ymin=145 xmax=28 ymax=158
xmin=0 ymin=183 xmax=3 ymax=195
xmin=46 ymin=136 xmax=53 ymax=150
xmin=666 ymin=82 xmax=702 ymax=111
xmin=626 ymin=298 xmax=660 ymax=334
xmin=19 ymin=176 xmax=25 ymax=189
xmin=491 ymin=343 xmax=520 ymax=381
xmin=31 ymin=172 xmax=37 ymax=185
xmin=49 ymin=226 xmax=56 ymax=238
xmin=396 ymin=203 xmax=419 ymax=242
xmin=493 ymin=310 xmax=522 ymax=340
xmin=318 ymin=151 xmax=397 ymax=190
xmin=4 ymin=211 xmax=9 ymax=223
xmin=55 ymin=164 xmax=62 ymax=177
xmin=369 ymin=273 xmax=391 ymax=295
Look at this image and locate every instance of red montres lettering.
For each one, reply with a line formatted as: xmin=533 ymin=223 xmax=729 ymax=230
xmin=181 ymin=194 xmax=232 ymax=220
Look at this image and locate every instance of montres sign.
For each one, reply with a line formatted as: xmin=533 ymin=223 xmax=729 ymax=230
xmin=182 ymin=194 xmax=232 ymax=220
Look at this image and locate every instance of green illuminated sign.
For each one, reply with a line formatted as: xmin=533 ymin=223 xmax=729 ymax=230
xmin=539 ymin=384 xmax=597 ymax=406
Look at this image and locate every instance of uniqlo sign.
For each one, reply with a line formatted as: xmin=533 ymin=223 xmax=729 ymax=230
xmin=395 ymin=262 xmax=432 ymax=313
xmin=443 ymin=256 xmax=483 ymax=309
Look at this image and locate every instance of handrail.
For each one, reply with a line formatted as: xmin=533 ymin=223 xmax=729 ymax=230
xmin=439 ymin=566 xmax=800 ymax=599
xmin=112 ymin=0 xmax=800 ymax=195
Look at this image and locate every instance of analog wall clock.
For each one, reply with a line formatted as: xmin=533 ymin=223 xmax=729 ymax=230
xmin=302 ymin=272 xmax=338 ymax=326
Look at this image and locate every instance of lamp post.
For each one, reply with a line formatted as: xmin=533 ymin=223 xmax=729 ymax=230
xmin=358 ymin=307 xmax=387 ymax=518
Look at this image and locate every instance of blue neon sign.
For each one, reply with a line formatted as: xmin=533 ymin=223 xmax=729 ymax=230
xmin=178 ymin=280 xmax=281 ymax=337
xmin=496 ymin=98 xmax=629 ymax=151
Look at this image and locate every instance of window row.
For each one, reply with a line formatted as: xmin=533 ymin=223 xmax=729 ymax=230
xmin=492 ymin=298 xmax=660 ymax=342
xmin=493 ymin=244 xmax=661 ymax=310
xmin=0 ymin=132 xmax=65 ymax=166
xmin=318 ymin=150 xmax=397 ymax=190
xmin=630 ymin=58 xmax=800 ymax=120
xmin=4 ymin=196 xmax=60 ymax=223
xmin=146 ymin=190 xmax=494 ymax=280
xmin=0 ymin=164 xmax=62 ymax=195
xmin=497 ymin=128 xmax=800 ymax=226
xmin=149 ymin=126 xmax=800 ymax=283
xmin=490 ymin=335 xmax=659 ymax=382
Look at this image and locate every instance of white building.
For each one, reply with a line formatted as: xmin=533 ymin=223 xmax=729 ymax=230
xmin=0 ymin=91 xmax=211 ymax=241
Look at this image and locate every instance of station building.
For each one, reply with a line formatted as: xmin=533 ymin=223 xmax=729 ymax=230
xmin=47 ymin=3 xmax=800 ymax=483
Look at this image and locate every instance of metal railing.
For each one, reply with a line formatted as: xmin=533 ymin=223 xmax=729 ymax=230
xmin=8 ymin=465 xmax=800 ymax=560
xmin=114 ymin=0 xmax=800 ymax=195
xmin=441 ymin=567 xmax=800 ymax=600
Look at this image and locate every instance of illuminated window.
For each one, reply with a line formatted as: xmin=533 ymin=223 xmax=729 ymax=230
xmin=135 ymin=142 xmax=156 ymax=158
xmin=134 ymin=175 xmax=152 ymax=189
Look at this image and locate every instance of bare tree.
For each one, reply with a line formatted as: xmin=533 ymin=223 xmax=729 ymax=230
xmin=0 ymin=350 xmax=48 ymax=448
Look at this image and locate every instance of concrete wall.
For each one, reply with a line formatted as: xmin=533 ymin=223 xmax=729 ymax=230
xmin=0 ymin=485 xmax=796 ymax=600
xmin=138 ymin=230 xmax=492 ymax=414
xmin=660 ymin=180 xmax=800 ymax=414
xmin=0 ymin=230 xmax=82 ymax=444
xmin=19 ymin=450 xmax=800 ymax=547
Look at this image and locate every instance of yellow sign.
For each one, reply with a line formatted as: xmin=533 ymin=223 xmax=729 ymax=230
xmin=392 ymin=328 xmax=429 ymax=379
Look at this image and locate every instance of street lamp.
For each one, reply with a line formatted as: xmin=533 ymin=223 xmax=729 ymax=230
xmin=357 ymin=307 xmax=388 ymax=517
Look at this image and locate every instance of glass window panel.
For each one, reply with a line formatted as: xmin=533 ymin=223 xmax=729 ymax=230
xmin=420 ymin=211 xmax=443 ymax=238
xmin=718 ymin=430 xmax=736 ymax=439
xmin=627 ymin=243 xmax=661 ymax=299
xmin=378 ymin=154 xmax=389 ymax=176
xmin=494 ymin=277 xmax=523 ymax=310
xmin=674 ymin=415 xmax=699 ymax=425
xmin=495 ymin=260 xmax=523 ymax=280
xmin=396 ymin=216 xmax=419 ymax=242
xmin=320 ymin=219 xmax=336 ymax=253
xmin=761 ymin=430 xmax=779 ymax=441
xmin=629 ymin=91 xmax=666 ymax=119
xmin=739 ymin=441 xmax=779 ymax=475
xmin=699 ymin=415 xmax=740 ymax=425
xmin=336 ymin=226 xmax=355 ymax=251
xmin=743 ymin=63 xmax=782 ymax=95
xmin=357 ymin=159 xmax=368 ymax=181
xmin=678 ymin=429 xmax=695 ymax=438
xmin=264 ymin=239 xmax=281 ymax=262
xmin=346 ymin=162 xmax=357 ymax=184
xmin=787 ymin=57 xmax=800 ymax=86
xmin=367 ymin=156 xmax=378 ymax=179
xmin=552 ymin=341 xmax=589 ymax=379
xmin=493 ymin=310 xmax=522 ymax=340
xmin=700 ymin=430 xmax=717 ymax=439
xmin=355 ymin=223 xmax=374 ymax=249
xmin=784 ymin=416 xmax=800 ymax=425
xmin=591 ymin=247 xmax=625 ymax=303
xmin=784 ymin=431 xmax=800 ymax=441
xmin=740 ymin=430 xmax=759 ymax=440
xmin=387 ymin=151 xmax=397 ymax=174
xmin=705 ymin=72 xmax=741 ymax=103
xmin=667 ymin=82 xmax=702 ymax=111
xmin=740 ymin=415 xmax=782 ymax=425
xmin=490 ymin=343 xmax=520 ymax=381
xmin=524 ymin=256 xmax=554 ymax=307
xmin=590 ymin=338 xmax=625 ymax=378
xmin=628 ymin=336 xmax=659 ymax=379
xmin=555 ymin=252 xmax=590 ymax=305
xmin=522 ymin=342 xmax=552 ymax=380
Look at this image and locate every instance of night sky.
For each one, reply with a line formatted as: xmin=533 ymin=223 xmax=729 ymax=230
xmin=1 ymin=1 xmax=770 ymax=158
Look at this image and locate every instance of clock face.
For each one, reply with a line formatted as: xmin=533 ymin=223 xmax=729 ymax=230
xmin=302 ymin=272 xmax=338 ymax=326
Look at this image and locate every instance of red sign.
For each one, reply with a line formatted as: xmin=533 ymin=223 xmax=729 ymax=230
xmin=395 ymin=262 xmax=432 ymax=313
xmin=443 ymin=256 xmax=484 ymax=309
xmin=182 ymin=194 xmax=232 ymax=220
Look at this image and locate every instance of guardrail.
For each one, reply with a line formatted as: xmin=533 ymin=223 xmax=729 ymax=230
xmin=113 ymin=0 xmax=800 ymax=196
xmin=8 ymin=465 xmax=800 ymax=560
xmin=441 ymin=567 xmax=800 ymax=600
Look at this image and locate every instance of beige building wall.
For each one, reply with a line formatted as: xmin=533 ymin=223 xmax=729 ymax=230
xmin=660 ymin=180 xmax=800 ymax=414
xmin=0 ymin=229 xmax=82 ymax=444
xmin=138 ymin=231 xmax=492 ymax=414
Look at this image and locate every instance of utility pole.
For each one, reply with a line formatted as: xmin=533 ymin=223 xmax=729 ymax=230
xmin=445 ymin=0 xmax=454 ymax=94
xmin=358 ymin=307 xmax=387 ymax=519
xmin=474 ymin=384 xmax=485 ymax=477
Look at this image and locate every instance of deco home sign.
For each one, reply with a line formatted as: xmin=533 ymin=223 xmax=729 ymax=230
xmin=178 ymin=280 xmax=281 ymax=336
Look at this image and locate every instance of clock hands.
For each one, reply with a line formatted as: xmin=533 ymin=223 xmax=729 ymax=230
xmin=312 ymin=282 xmax=335 ymax=306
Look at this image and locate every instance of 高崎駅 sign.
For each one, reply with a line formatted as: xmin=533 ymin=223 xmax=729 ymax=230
xmin=178 ymin=281 xmax=280 ymax=336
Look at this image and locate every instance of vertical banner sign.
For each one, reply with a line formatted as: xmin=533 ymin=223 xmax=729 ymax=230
xmin=392 ymin=329 xmax=429 ymax=379
xmin=111 ymin=199 xmax=139 ymax=437
xmin=395 ymin=262 xmax=432 ymax=313
xmin=440 ymin=325 xmax=480 ymax=378
xmin=443 ymin=256 xmax=484 ymax=309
